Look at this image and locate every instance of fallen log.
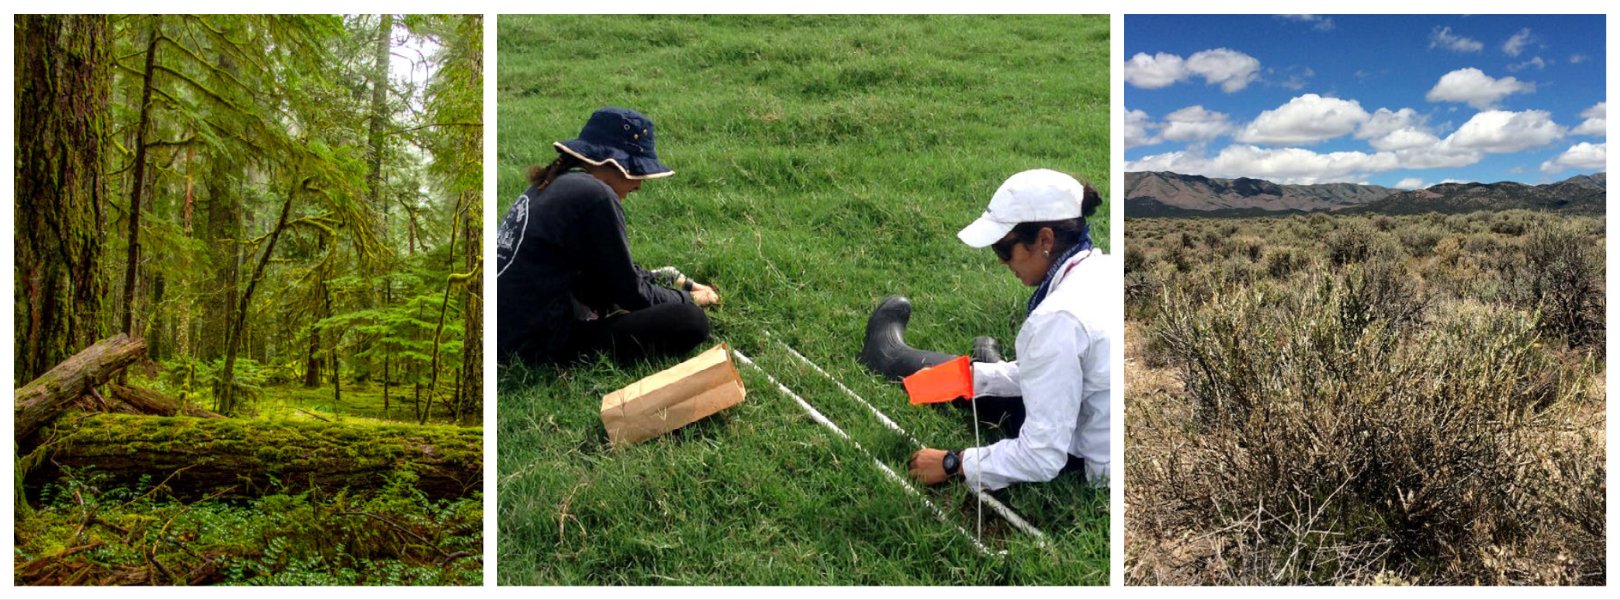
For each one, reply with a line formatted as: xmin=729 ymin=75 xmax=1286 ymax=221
xmin=109 ymin=384 xmax=223 ymax=419
xmin=15 ymin=334 xmax=146 ymax=441
xmin=36 ymin=413 xmax=482 ymax=499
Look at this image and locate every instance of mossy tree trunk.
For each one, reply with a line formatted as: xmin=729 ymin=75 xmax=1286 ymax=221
xmin=39 ymin=413 xmax=482 ymax=499
xmin=120 ymin=19 xmax=161 ymax=339
xmin=199 ymin=51 xmax=242 ymax=362
xmin=14 ymin=14 xmax=111 ymax=382
xmin=109 ymin=383 xmax=223 ymax=418
xmin=217 ymin=179 xmax=298 ymax=415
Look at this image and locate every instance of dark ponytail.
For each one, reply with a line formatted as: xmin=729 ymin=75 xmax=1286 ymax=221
xmin=1008 ymin=179 xmax=1103 ymax=255
xmin=527 ymin=154 xmax=585 ymax=191
xmin=1080 ymin=180 xmax=1102 ymax=217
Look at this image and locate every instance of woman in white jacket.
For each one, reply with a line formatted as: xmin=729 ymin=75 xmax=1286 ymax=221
xmin=865 ymin=169 xmax=1114 ymax=491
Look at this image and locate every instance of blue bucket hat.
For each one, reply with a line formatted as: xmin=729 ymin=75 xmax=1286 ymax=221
xmin=553 ymin=107 xmax=674 ymax=180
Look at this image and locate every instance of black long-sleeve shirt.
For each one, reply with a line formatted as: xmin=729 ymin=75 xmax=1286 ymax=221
xmin=495 ymin=172 xmax=691 ymax=362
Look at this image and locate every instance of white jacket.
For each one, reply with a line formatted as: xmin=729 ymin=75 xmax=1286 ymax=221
xmin=960 ymin=249 xmax=1116 ymax=491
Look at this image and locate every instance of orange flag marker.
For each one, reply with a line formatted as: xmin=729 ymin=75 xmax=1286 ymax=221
xmin=903 ymin=355 xmax=974 ymax=405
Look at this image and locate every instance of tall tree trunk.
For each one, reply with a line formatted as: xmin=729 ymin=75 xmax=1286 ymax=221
xmin=199 ymin=52 xmax=242 ymax=362
xmin=366 ymin=14 xmax=392 ymax=229
xmin=459 ymin=191 xmax=481 ymax=425
xmin=360 ymin=14 xmax=394 ymax=383
xmin=14 ymin=15 xmax=111 ymax=381
xmin=421 ymin=211 xmax=459 ymax=425
xmin=218 ymin=178 xmax=299 ymax=415
xmin=304 ymin=327 xmax=321 ymax=387
xmin=121 ymin=19 xmax=161 ymax=339
xmin=325 ymin=283 xmax=341 ymax=408
xmin=453 ymin=14 xmax=484 ymax=425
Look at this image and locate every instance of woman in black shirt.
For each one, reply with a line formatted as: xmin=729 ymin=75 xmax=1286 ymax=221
xmin=496 ymin=107 xmax=717 ymax=364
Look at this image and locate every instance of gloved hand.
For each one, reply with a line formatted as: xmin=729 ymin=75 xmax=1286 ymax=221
xmin=649 ymin=266 xmax=685 ymax=288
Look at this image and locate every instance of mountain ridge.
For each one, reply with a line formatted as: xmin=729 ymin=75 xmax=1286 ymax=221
xmin=1125 ymin=171 xmax=1605 ymax=217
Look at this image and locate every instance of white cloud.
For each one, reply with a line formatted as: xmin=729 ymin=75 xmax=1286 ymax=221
xmin=1506 ymin=56 xmax=1548 ymax=71
xmin=1351 ymin=109 xmax=1559 ymax=170
xmin=1425 ymin=68 xmax=1535 ymax=109
xmin=1124 ymin=48 xmax=1260 ymax=93
xmin=1570 ymin=53 xmax=1588 ymax=64
xmin=1394 ymin=177 xmax=1426 ymax=190
xmin=1572 ymin=102 xmax=1605 ymax=137
xmin=1123 ymin=52 xmax=1185 ymax=89
xmin=1445 ymin=109 xmax=1564 ymax=153
xmin=1186 ymin=49 xmax=1262 ymax=92
xmin=1357 ymin=108 xmax=1420 ymax=140
xmin=1125 ymin=144 xmax=1399 ymax=185
xmin=1393 ymin=143 xmax=1482 ymax=169
xmin=1235 ymin=94 xmax=1369 ymax=145
xmin=1502 ymin=28 xmax=1534 ymax=56
xmin=1274 ymin=66 xmax=1315 ymax=90
xmin=1540 ymin=142 xmax=1606 ymax=173
xmin=1430 ymin=26 xmax=1483 ymax=53
xmin=1280 ymin=15 xmax=1334 ymax=31
xmin=1161 ymin=105 xmax=1232 ymax=143
xmin=1124 ymin=109 xmax=1161 ymax=149
xmin=1355 ymin=108 xmax=1441 ymax=151
xmin=1374 ymin=128 xmax=1445 ymax=152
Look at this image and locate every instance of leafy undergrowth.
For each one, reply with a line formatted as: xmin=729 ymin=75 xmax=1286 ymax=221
xmin=14 ymin=472 xmax=482 ymax=586
xmin=128 ymin=361 xmax=468 ymax=425
xmin=1126 ymin=212 xmax=1605 ymax=585
xmin=497 ymin=14 xmax=1112 ymax=584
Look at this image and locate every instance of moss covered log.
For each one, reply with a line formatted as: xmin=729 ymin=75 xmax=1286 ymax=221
xmin=15 ymin=334 xmax=146 ymax=441
xmin=109 ymin=384 xmax=223 ymax=418
xmin=37 ymin=413 xmax=481 ymax=499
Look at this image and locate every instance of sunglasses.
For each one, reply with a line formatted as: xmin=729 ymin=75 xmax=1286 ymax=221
xmin=991 ymin=235 xmax=1022 ymax=262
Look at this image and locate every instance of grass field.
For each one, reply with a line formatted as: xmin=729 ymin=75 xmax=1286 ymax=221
xmin=495 ymin=15 xmax=1110 ymax=585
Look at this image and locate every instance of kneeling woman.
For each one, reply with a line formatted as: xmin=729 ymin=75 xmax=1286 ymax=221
xmin=882 ymin=169 xmax=1114 ymax=490
xmin=496 ymin=107 xmax=719 ymax=365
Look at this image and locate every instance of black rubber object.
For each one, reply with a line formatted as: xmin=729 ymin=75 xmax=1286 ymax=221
xmin=971 ymin=335 xmax=1004 ymax=364
xmin=857 ymin=295 xmax=958 ymax=381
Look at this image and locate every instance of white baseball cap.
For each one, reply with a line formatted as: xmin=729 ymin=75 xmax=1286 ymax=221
xmin=956 ymin=169 xmax=1088 ymax=248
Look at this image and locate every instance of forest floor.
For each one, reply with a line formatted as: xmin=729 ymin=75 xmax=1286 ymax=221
xmin=268 ymin=382 xmax=469 ymax=425
xmin=15 ymin=375 xmax=484 ymax=585
xmin=495 ymin=15 xmax=1110 ymax=585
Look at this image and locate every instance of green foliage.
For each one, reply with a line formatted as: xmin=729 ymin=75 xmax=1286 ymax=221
xmin=15 ymin=470 xmax=481 ymax=586
xmin=147 ymin=356 xmax=267 ymax=411
xmin=17 ymin=15 xmax=487 ymax=586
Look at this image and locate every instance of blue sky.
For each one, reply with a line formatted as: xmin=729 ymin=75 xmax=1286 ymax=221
xmin=1125 ymin=15 xmax=1606 ymax=188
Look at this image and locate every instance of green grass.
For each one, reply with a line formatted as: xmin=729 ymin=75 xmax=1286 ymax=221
xmin=496 ymin=15 xmax=1110 ymax=585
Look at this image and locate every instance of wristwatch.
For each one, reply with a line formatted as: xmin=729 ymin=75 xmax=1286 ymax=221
xmin=942 ymin=450 xmax=961 ymax=478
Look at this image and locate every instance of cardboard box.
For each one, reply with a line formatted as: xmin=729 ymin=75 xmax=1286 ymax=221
xmin=601 ymin=343 xmax=747 ymax=447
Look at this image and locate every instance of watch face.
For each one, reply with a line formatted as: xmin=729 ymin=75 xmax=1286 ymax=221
xmin=943 ymin=452 xmax=960 ymax=475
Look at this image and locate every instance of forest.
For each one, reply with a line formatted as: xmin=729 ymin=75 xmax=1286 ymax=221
xmin=13 ymin=14 xmax=483 ymax=585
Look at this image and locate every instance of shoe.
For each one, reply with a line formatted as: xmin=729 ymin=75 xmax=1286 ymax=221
xmin=971 ymin=336 xmax=1004 ymax=364
xmin=857 ymin=295 xmax=957 ymax=381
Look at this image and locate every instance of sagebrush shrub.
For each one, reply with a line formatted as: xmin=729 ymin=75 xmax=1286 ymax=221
xmin=1134 ymin=263 xmax=1601 ymax=585
xmin=1514 ymin=223 xmax=1606 ymax=349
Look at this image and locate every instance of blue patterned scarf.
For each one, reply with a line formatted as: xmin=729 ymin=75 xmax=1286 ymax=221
xmin=1026 ymin=223 xmax=1092 ymax=315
